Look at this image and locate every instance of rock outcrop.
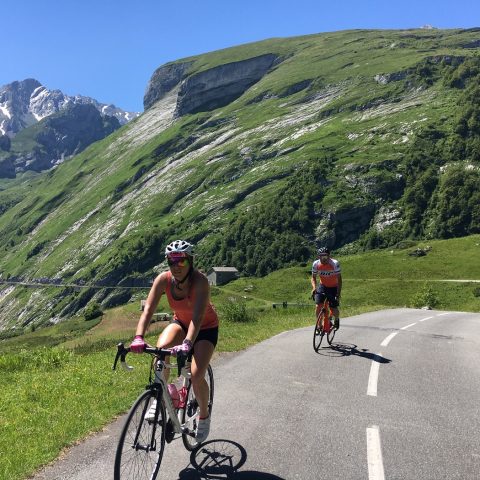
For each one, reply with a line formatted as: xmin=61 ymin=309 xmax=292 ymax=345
xmin=175 ymin=54 xmax=279 ymax=116
xmin=143 ymin=61 xmax=192 ymax=110
xmin=143 ymin=54 xmax=279 ymax=117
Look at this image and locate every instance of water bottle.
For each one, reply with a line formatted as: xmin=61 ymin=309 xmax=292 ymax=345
xmin=178 ymin=386 xmax=187 ymax=409
xmin=167 ymin=383 xmax=180 ymax=408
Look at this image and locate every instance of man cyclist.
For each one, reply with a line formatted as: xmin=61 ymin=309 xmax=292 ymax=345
xmin=311 ymin=246 xmax=342 ymax=329
xmin=130 ymin=240 xmax=218 ymax=443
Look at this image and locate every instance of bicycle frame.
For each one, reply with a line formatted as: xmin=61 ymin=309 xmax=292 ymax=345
xmin=113 ymin=343 xmax=197 ymax=438
xmin=316 ymin=298 xmax=333 ymax=332
xmin=151 ymin=358 xmax=195 ymax=438
xmin=313 ymin=298 xmax=336 ymax=351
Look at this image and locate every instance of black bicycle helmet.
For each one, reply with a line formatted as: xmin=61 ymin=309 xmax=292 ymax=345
xmin=317 ymin=246 xmax=330 ymax=255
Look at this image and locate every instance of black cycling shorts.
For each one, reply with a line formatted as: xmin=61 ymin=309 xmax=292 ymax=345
xmin=314 ymin=285 xmax=339 ymax=308
xmin=172 ymin=320 xmax=218 ymax=347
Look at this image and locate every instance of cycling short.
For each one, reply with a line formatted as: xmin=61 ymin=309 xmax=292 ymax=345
xmin=314 ymin=285 xmax=339 ymax=308
xmin=172 ymin=320 xmax=218 ymax=347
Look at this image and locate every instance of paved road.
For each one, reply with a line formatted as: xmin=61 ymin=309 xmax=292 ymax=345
xmin=31 ymin=308 xmax=480 ymax=480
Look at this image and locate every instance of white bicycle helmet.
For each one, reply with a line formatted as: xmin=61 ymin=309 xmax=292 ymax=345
xmin=165 ymin=239 xmax=194 ymax=256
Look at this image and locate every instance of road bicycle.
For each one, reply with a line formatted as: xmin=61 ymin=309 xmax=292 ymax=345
xmin=313 ymin=298 xmax=337 ymax=351
xmin=112 ymin=343 xmax=214 ymax=480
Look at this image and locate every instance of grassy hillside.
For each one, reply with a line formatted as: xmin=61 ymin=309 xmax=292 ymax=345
xmin=1 ymin=28 xmax=480 ymax=331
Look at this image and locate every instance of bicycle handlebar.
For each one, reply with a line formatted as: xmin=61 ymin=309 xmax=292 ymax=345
xmin=112 ymin=342 xmax=187 ymax=377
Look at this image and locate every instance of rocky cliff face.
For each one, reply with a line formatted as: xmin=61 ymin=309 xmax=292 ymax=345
xmin=143 ymin=62 xmax=192 ymax=110
xmin=143 ymin=54 xmax=279 ymax=116
xmin=175 ymin=54 xmax=279 ymax=116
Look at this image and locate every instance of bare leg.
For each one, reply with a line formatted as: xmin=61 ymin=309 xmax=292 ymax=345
xmin=190 ymin=340 xmax=215 ymax=418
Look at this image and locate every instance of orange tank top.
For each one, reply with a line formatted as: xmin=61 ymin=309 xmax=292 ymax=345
xmin=165 ymin=271 xmax=219 ymax=330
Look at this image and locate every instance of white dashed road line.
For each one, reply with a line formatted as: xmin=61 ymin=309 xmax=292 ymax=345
xmin=367 ymin=354 xmax=382 ymax=397
xmin=380 ymin=332 xmax=398 ymax=347
xmin=367 ymin=425 xmax=385 ymax=480
xmin=366 ymin=313 xmax=452 ymax=477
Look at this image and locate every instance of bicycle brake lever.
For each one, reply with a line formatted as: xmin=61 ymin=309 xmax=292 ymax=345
xmin=112 ymin=343 xmax=134 ymax=372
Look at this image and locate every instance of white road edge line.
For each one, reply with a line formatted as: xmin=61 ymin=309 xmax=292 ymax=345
xmin=381 ymin=332 xmax=398 ymax=347
xmin=400 ymin=322 xmax=416 ymax=330
xmin=367 ymin=355 xmax=381 ymax=396
xmin=419 ymin=316 xmax=433 ymax=322
xmin=437 ymin=312 xmax=451 ymax=316
xmin=367 ymin=425 xmax=386 ymax=480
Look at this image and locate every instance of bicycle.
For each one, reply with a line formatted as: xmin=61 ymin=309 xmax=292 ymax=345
xmin=112 ymin=343 xmax=214 ymax=480
xmin=313 ymin=298 xmax=337 ymax=351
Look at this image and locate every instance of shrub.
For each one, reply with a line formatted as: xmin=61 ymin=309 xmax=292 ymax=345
xmin=219 ymin=298 xmax=256 ymax=323
xmin=83 ymin=301 xmax=103 ymax=321
xmin=410 ymin=284 xmax=440 ymax=309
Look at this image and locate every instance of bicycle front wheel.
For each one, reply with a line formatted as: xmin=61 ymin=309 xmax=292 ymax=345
xmin=182 ymin=364 xmax=214 ymax=451
xmin=327 ymin=321 xmax=336 ymax=345
xmin=313 ymin=312 xmax=325 ymax=352
xmin=114 ymin=390 xmax=166 ymax=480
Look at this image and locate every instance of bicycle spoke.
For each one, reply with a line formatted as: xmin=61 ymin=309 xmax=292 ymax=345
xmin=114 ymin=391 xmax=166 ymax=480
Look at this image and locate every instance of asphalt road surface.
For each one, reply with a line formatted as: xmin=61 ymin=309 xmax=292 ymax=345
xmin=31 ymin=308 xmax=480 ymax=480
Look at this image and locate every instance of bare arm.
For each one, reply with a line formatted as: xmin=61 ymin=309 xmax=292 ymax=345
xmin=337 ymin=274 xmax=342 ymax=298
xmin=135 ymin=273 xmax=167 ymax=337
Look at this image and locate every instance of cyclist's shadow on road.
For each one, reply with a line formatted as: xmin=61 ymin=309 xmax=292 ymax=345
xmin=178 ymin=439 xmax=285 ymax=479
xmin=317 ymin=342 xmax=392 ymax=364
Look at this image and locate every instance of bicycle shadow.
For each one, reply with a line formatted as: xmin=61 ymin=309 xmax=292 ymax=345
xmin=178 ymin=439 xmax=286 ymax=479
xmin=316 ymin=342 xmax=392 ymax=364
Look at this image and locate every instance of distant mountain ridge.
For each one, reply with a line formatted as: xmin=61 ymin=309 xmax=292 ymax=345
xmin=0 ymin=79 xmax=140 ymax=177
xmin=0 ymin=78 xmax=138 ymax=137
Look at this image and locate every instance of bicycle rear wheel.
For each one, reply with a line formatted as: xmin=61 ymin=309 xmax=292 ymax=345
xmin=114 ymin=390 xmax=166 ymax=480
xmin=313 ymin=312 xmax=325 ymax=352
xmin=182 ymin=364 xmax=214 ymax=451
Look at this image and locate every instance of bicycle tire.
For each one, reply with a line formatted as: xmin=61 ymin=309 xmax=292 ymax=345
xmin=327 ymin=320 xmax=336 ymax=345
xmin=114 ymin=390 xmax=166 ymax=480
xmin=182 ymin=364 xmax=214 ymax=451
xmin=313 ymin=311 xmax=325 ymax=352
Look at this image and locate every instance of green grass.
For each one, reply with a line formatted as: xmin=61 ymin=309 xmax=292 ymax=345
xmin=0 ymin=348 xmax=151 ymax=480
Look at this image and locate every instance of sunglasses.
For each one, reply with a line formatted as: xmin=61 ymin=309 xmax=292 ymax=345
xmin=319 ymin=255 xmax=329 ymax=260
xmin=167 ymin=257 xmax=189 ymax=267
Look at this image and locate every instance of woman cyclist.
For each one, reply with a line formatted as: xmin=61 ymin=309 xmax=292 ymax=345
xmin=130 ymin=239 xmax=218 ymax=443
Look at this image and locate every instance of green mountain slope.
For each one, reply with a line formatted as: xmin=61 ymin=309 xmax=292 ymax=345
xmin=0 ymin=28 xmax=480 ymax=331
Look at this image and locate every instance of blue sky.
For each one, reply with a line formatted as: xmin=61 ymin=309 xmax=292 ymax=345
xmin=3 ymin=0 xmax=479 ymax=112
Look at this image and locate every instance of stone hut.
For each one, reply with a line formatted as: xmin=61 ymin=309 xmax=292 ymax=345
xmin=206 ymin=267 xmax=239 ymax=286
